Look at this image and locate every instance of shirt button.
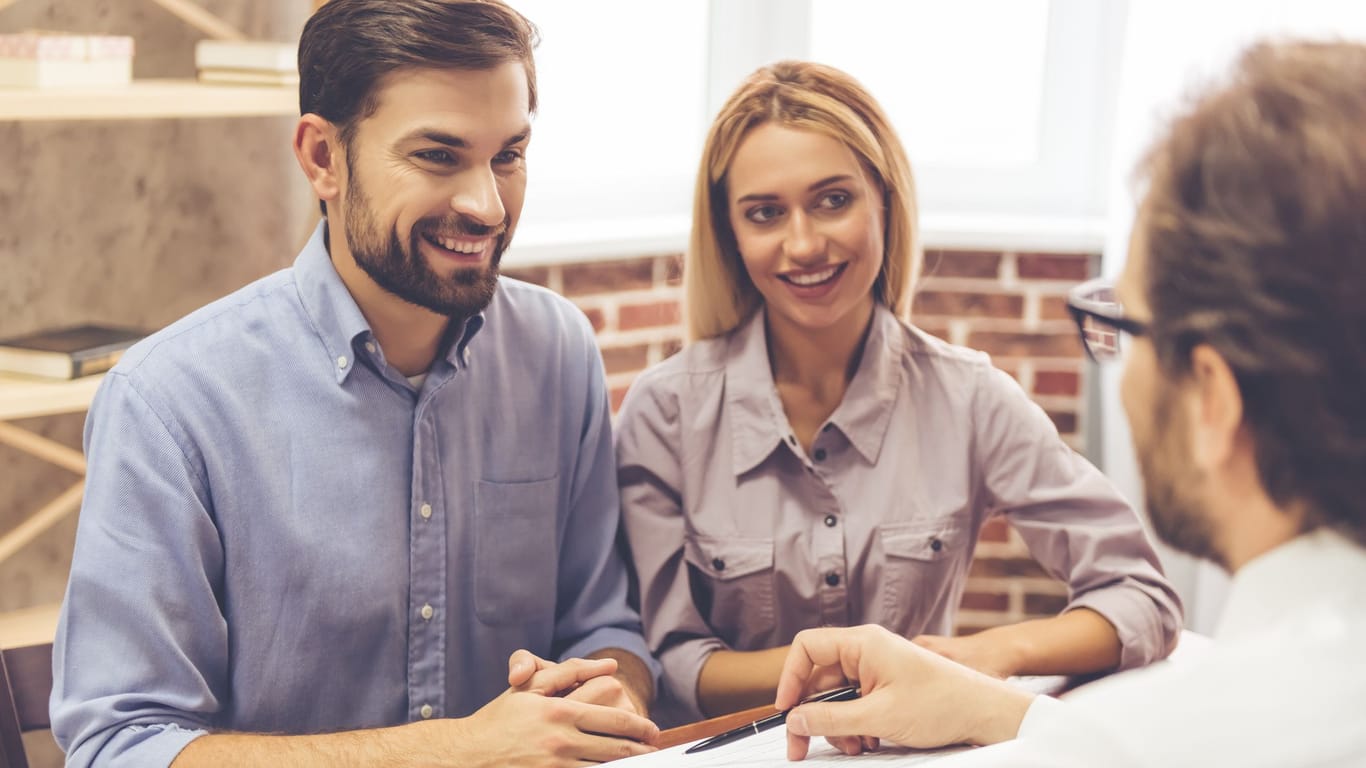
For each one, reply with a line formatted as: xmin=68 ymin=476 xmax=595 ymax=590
xmin=365 ymin=342 xmax=376 ymax=354
xmin=712 ymin=558 xmax=725 ymax=572
xmin=421 ymin=603 xmax=434 ymax=621
xmin=824 ymin=514 xmax=838 ymax=528
xmin=420 ymin=503 xmax=432 ymax=520
xmin=336 ymin=355 xmax=348 ymax=369
xmin=420 ymin=704 xmax=433 ymax=719
xmin=825 ymin=571 xmax=840 ymax=587
xmin=813 ymin=448 xmax=827 ymax=462
xmin=930 ymin=537 xmax=943 ymax=552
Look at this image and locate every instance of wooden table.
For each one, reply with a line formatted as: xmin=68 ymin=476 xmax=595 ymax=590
xmin=0 ymin=373 xmax=102 ymax=566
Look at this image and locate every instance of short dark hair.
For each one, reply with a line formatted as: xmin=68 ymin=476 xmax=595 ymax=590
xmin=298 ymin=0 xmax=539 ymax=214
xmin=1138 ymin=40 xmax=1366 ymax=546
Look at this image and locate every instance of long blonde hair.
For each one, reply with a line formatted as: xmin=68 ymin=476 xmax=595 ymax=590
xmin=685 ymin=60 xmax=921 ymax=341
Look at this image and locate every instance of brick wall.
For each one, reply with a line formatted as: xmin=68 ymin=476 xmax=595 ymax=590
xmin=503 ymin=247 xmax=1095 ymax=635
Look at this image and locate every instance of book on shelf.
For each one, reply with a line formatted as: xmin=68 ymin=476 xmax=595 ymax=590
xmin=0 ymin=31 xmax=134 ymax=89
xmin=0 ymin=324 xmax=149 ymax=380
xmin=194 ymin=39 xmax=298 ymax=87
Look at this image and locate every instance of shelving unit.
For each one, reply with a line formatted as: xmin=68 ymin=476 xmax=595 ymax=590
xmin=0 ymin=78 xmax=296 ymax=121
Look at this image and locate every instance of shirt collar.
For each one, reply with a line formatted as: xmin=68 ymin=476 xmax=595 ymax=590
xmin=1214 ymin=528 xmax=1366 ymax=643
xmin=724 ymin=304 xmax=906 ymax=475
xmin=293 ymin=220 xmax=487 ymax=385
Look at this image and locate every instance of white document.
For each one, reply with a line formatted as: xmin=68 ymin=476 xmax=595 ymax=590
xmin=616 ymin=726 xmax=975 ymax=767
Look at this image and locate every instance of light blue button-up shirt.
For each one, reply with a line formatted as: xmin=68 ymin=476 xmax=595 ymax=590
xmin=51 ymin=222 xmax=658 ymax=767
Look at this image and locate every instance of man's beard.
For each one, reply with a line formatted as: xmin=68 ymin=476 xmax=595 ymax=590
xmin=342 ymin=171 xmax=504 ymax=319
xmin=1136 ymin=382 xmax=1228 ymax=569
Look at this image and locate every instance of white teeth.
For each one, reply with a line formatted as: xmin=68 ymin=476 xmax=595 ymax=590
xmin=426 ymin=231 xmax=484 ymax=255
xmin=788 ymin=266 xmax=839 ymax=286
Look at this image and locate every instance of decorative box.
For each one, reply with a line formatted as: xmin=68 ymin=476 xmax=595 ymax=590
xmin=0 ymin=32 xmax=134 ymax=89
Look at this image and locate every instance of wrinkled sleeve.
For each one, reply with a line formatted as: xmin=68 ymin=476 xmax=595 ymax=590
xmin=972 ymin=363 xmax=1183 ymax=670
xmin=615 ymin=370 xmax=723 ymax=725
xmin=51 ymin=371 xmax=223 ymax=767
xmin=550 ymin=320 xmax=660 ymax=685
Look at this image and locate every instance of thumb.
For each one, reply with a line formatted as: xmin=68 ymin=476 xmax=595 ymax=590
xmin=787 ymin=698 xmax=873 ymax=739
xmin=507 ymin=649 xmax=541 ymax=687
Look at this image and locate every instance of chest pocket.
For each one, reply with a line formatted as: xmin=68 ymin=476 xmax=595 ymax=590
xmin=879 ymin=519 xmax=969 ymax=634
xmin=684 ymin=535 xmax=776 ymax=641
xmin=474 ymin=477 xmax=560 ymax=625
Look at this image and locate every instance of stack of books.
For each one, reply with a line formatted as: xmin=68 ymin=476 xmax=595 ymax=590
xmin=0 ymin=324 xmax=149 ymax=379
xmin=195 ymin=39 xmax=298 ymax=87
xmin=0 ymin=31 xmax=134 ymax=89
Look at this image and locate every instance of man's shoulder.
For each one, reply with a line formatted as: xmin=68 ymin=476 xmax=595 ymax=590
xmin=116 ymin=267 xmax=299 ymax=378
xmin=485 ymin=276 xmax=594 ymax=346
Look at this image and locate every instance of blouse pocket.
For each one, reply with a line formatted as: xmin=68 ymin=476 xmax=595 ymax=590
xmin=683 ymin=535 xmax=776 ymax=640
xmin=474 ymin=476 xmax=560 ymax=625
xmin=879 ymin=519 xmax=969 ymax=633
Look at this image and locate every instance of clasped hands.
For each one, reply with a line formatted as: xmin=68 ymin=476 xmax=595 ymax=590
xmin=457 ymin=649 xmax=659 ymax=766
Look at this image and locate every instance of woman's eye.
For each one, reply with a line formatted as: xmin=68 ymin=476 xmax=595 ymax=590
xmin=746 ymin=205 xmax=781 ymax=224
xmin=819 ymin=191 xmax=850 ymax=209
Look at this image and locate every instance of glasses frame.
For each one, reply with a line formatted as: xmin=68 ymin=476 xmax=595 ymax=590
xmin=1065 ymin=277 xmax=1149 ymax=363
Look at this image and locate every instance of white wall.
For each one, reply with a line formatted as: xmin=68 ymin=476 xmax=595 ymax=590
xmin=1099 ymin=0 xmax=1366 ymax=633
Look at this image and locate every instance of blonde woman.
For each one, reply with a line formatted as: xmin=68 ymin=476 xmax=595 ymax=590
xmin=615 ymin=61 xmax=1182 ymax=726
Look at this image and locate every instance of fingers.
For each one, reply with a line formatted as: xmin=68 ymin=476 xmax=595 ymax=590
xmin=562 ymin=730 xmax=659 ymax=762
xmin=507 ymin=648 xmax=546 ymax=687
xmin=786 ymin=698 xmax=875 ymax=742
xmin=569 ymin=699 xmax=660 ymax=745
xmin=776 ymin=626 xmax=876 ymax=710
xmin=564 ymin=675 xmax=629 ymax=709
xmin=519 ymin=657 xmax=619 ymax=697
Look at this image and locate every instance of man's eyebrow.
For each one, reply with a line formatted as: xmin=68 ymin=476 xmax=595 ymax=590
xmin=396 ymin=124 xmax=531 ymax=149
xmin=735 ymin=174 xmax=855 ymax=205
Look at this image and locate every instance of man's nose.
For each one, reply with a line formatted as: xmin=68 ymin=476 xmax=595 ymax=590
xmin=448 ymin=167 xmax=506 ymax=227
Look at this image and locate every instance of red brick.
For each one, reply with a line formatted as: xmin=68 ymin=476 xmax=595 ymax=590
xmin=914 ymin=290 xmax=1024 ymax=319
xmin=1047 ymin=410 xmax=1078 ymax=435
xmin=967 ymin=331 xmax=1081 ymax=359
xmin=580 ymin=306 xmax=607 ymax=333
xmin=923 ymin=249 xmax=1002 ymax=279
xmin=660 ymin=337 xmax=684 ymax=359
xmin=1024 ymin=592 xmax=1070 ymax=616
xmin=619 ymin=301 xmax=681 ymax=330
xmin=1017 ymin=252 xmax=1091 ymax=281
xmin=610 ymin=385 xmax=630 ymax=413
xmin=1040 ymin=295 xmax=1073 ymax=321
xmin=959 ymin=591 xmax=1010 ymax=612
xmin=1034 ymin=370 xmax=1080 ymax=397
xmin=978 ymin=516 xmax=1010 ymax=543
xmin=501 ymin=266 xmax=550 ymax=287
xmin=969 ymin=556 xmax=1052 ymax=580
xmin=601 ymin=344 xmax=650 ymax=375
xmin=562 ymin=258 xmax=654 ymax=296
xmin=663 ymin=253 xmax=684 ymax=286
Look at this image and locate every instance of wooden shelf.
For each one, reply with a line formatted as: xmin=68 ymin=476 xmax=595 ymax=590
xmin=0 ymin=373 xmax=102 ymax=421
xmin=0 ymin=79 xmax=297 ymax=122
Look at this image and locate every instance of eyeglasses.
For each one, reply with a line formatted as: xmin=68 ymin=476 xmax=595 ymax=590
xmin=1066 ymin=278 xmax=1149 ymax=363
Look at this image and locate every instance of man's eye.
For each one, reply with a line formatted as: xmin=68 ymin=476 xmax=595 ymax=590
xmin=746 ymin=205 xmax=781 ymax=224
xmin=494 ymin=149 xmax=524 ymax=165
xmin=415 ymin=150 xmax=453 ymax=164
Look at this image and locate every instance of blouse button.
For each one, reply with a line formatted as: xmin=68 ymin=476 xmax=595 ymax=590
xmin=930 ymin=537 xmax=943 ymax=552
xmin=813 ymin=448 xmax=827 ymax=462
xmin=823 ymin=514 xmax=838 ymax=528
xmin=712 ymin=558 xmax=726 ymax=571
xmin=824 ymin=571 xmax=840 ymax=587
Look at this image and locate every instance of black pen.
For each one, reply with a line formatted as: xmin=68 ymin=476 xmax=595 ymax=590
xmin=683 ymin=685 xmax=861 ymax=754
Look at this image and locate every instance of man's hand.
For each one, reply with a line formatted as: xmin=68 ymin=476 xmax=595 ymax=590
xmin=507 ymin=647 xmax=655 ymax=720
xmin=449 ymin=685 xmax=659 ymax=766
xmin=775 ymin=625 xmax=1035 ymax=761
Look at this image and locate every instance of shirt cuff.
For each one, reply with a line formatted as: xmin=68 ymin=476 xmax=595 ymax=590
xmin=557 ymin=626 xmax=663 ymax=686
xmin=1066 ymin=585 xmax=1164 ymax=671
xmin=655 ymin=636 xmax=727 ymax=727
xmin=1017 ymin=693 xmax=1069 ymax=739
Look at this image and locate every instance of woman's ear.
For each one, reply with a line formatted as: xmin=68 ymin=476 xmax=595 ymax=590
xmin=293 ymin=114 xmax=342 ymax=208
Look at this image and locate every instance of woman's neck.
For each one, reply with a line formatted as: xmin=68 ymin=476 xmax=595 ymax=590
xmin=765 ymin=299 xmax=876 ymax=452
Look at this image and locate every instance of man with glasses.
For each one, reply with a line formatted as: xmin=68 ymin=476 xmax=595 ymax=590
xmin=769 ymin=39 xmax=1366 ymax=766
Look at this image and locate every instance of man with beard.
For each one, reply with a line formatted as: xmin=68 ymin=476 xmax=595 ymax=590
xmin=50 ymin=2 xmax=660 ymax=766
xmin=768 ymin=39 xmax=1366 ymax=767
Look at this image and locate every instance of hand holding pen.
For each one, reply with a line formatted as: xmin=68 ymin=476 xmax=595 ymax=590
xmin=684 ymin=685 xmax=862 ymax=754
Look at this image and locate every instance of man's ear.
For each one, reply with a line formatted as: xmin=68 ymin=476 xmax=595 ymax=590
xmin=1186 ymin=344 xmax=1245 ymax=470
xmin=294 ymin=114 xmax=342 ymax=208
